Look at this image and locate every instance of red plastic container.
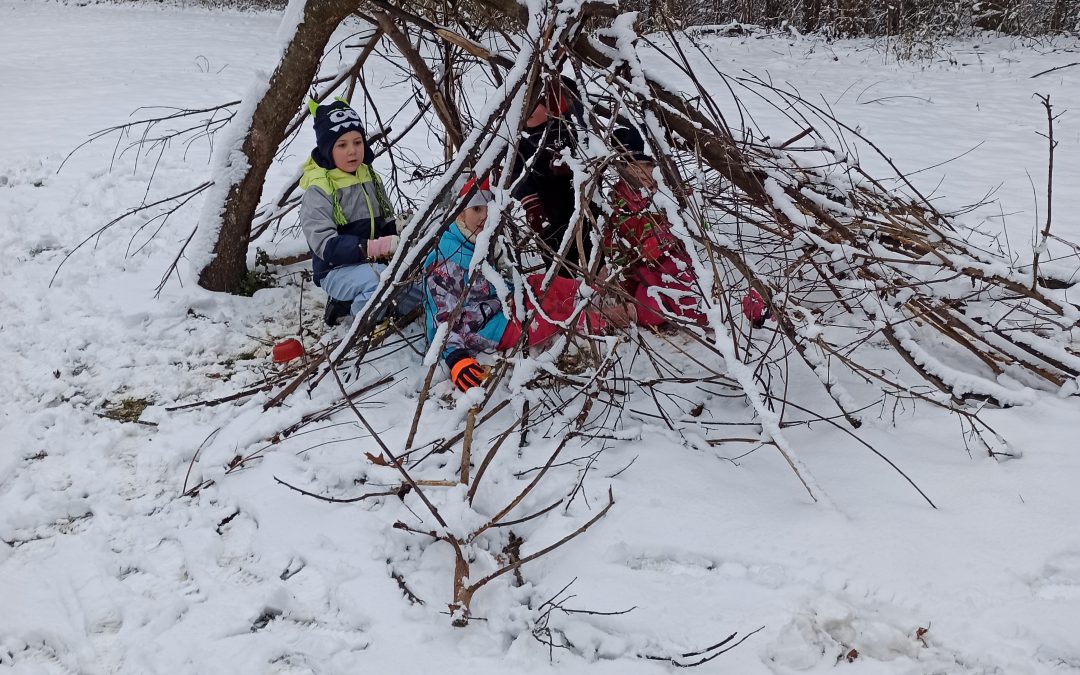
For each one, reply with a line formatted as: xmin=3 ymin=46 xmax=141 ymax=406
xmin=272 ymin=338 xmax=305 ymax=363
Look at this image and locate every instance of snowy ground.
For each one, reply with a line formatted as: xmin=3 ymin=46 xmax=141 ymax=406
xmin=3 ymin=2 xmax=1080 ymax=673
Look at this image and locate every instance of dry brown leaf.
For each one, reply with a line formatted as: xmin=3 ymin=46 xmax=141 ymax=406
xmin=365 ymin=452 xmax=390 ymax=466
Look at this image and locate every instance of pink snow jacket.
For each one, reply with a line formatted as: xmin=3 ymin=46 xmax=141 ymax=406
xmin=605 ymin=179 xmax=707 ymax=327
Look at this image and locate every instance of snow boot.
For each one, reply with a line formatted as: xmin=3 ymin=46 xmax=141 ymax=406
xmin=323 ymin=298 xmax=352 ymax=327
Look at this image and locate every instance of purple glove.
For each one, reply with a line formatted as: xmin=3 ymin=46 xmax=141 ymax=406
xmin=366 ymin=235 xmax=399 ymax=260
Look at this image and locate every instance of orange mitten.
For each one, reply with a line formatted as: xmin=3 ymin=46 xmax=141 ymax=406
xmin=447 ymin=350 xmax=488 ymax=391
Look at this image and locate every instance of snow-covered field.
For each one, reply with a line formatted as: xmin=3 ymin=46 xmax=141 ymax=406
xmin=3 ymin=1 xmax=1080 ymax=673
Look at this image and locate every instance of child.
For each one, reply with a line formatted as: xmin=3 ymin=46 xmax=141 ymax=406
xmin=424 ymin=178 xmax=635 ymax=391
xmin=510 ymin=77 xmax=591 ymax=270
xmin=300 ymin=98 xmax=422 ymax=326
xmin=604 ymin=127 xmax=707 ymax=328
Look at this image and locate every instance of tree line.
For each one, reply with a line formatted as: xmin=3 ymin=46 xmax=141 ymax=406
xmin=189 ymin=0 xmax=1079 ymax=36
xmin=623 ymin=0 xmax=1080 ymax=35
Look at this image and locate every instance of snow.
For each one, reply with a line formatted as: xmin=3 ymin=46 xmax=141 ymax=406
xmin=3 ymin=1 xmax=1080 ymax=673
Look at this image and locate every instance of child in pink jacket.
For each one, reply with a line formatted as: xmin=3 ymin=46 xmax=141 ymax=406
xmin=606 ymin=127 xmax=707 ymax=328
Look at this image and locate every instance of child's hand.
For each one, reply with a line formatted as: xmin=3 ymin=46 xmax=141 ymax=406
xmin=447 ymin=350 xmax=488 ymax=391
xmin=742 ymin=290 xmax=772 ymax=329
xmin=520 ymin=194 xmax=546 ymax=233
xmin=366 ymin=235 xmax=399 ymax=260
xmin=452 ymin=359 xmax=487 ymax=391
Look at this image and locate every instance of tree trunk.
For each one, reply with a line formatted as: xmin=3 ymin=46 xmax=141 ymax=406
xmin=974 ymin=0 xmax=1016 ymax=31
xmin=449 ymin=552 xmax=473 ymax=627
xmin=1049 ymin=0 xmax=1070 ymax=31
xmin=762 ymin=0 xmax=785 ymax=27
xmin=886 ymin=0 xmax=901 ymax=34
xmin=803 ymin=0 xmax=822 ymax=31
xmin=198 ymin=0 xmax=359 ymax=293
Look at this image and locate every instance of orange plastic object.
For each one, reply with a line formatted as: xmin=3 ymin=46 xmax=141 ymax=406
xmin=272 ymin=338 xmax=304 ymax=363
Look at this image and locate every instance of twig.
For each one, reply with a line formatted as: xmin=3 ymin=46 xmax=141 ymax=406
xmin=274 ymin=476 xmax=405 ymax=503
xmin=643 ymin=625 xmax=766 ymax=667
xmin=1031 ymin=93 xmax=1058 ymax=290
xmin=459 ymin=406 xmax=478 ymax=484
xmin=1030 ymin=62 xmax=1080 ymax=79
xmin=181 ymin=427 xmax=221 ymax=498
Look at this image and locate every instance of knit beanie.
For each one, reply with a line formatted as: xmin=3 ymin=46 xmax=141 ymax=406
xmin=612 ymin=126 xmax=652 ymax=163
xmin=310 ymin=99 xmax=374 ymax=170
xmin=460 ymin=176 xmax=493 ymax=208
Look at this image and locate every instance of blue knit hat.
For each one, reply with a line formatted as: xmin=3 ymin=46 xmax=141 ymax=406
xmin=612 ymin=126 xmax=652 ymax=163
xmin=309 ymin=99 xmax=374 ymax=170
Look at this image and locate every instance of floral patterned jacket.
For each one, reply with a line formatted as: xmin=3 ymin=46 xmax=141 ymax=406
xmin=423 ymin=223 xmax=510 ymax=364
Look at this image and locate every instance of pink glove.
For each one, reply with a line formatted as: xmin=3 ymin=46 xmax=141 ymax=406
xmin=366 ymin=235 xmax=399 ymax=260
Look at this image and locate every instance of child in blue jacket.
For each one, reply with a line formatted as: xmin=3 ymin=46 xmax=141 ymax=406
xmin=424 ymin=178 xmax=635 ymax=391
xmin=300 ymin=99 xmax=421 ymax=326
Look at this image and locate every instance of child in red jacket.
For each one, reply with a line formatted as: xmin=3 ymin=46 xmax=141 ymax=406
xmin=605 ymin=127 xmax=707 ymax=328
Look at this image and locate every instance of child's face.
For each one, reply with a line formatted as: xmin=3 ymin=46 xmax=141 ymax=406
xmin=331 ymin=131 xmax=365 ymax=173
xmin=457 ymin=205 xmax=488 ymax=239
xmin=526 ymin=102 xmax=548 ymax=128
xmin=622 ymin=159 xmax=657 ymax=193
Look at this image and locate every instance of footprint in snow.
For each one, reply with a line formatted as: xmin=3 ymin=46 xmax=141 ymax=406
xmin=1030 ymin=551 xmax=1080 ymax=600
